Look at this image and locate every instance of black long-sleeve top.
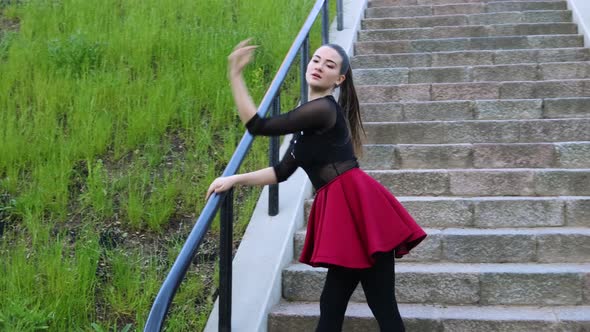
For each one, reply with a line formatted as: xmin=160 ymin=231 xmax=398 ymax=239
xmin=245 ymin=95 xmax=359 ymax=190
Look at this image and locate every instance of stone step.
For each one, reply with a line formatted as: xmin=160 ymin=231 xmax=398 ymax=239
xmin=366 ymin=1 xmax=567 ymax=19
xmin=360 ymin=98 xmax=590 ymax=122
xmin=282 ymin=262 xmax=590 ymax=305
xmin=354 ymin=35 xmax=583 ymax=55
xmin=364 ymin=118 xmax=590 ymax=144
xmin=369 ymin=0 xmax=569 ymax=7
xmin=268 ymin=302 xmax=590 ymax=332
xmin=356 ymin=79 xmax=590 ymax=102
xmin=365 ymin=168 xmax=590 ymax=196
xmin=294 ymin=227 xmax=590 ymax=263
xmin=354 ymin=61 xmax=590 ymax=85
xmin=351 ymin=48 xmax=590 ymax=69
xmin=360 ymin=142 xmax=590 ymax=170
xmin=359 ymin=23 xmax=577 ymax=42
xmin=303 ymin=196 xmax=590 ymax=228
xmin=362 ymin=10 xmax=572 ymax=30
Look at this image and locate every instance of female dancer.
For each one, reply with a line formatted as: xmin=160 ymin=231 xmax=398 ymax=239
xmin=206 ymin=39 xmax=426 ymax=332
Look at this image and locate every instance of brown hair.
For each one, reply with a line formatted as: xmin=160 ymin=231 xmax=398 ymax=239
xmin=326 ymin=44 xmax=366 ymax=157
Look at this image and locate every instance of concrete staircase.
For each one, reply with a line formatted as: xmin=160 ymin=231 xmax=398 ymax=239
xmin=268 ymin=0 xmax=590 ymax=330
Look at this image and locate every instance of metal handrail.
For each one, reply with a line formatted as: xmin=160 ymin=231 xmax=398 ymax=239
xmin=144 ymin=0 xmax=342 ymax=330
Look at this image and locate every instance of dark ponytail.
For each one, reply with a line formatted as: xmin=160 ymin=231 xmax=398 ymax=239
xmin=339 ymin=66 xmax=365 ymax=157
xmin=327 ymin=44 xmax=366 ymax=157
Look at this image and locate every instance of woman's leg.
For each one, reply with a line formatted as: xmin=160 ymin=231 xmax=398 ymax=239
xmin=360 ymin=251 xmax=405 ymax=332
xmin=316 ymin=266 xmax=360 ymax=332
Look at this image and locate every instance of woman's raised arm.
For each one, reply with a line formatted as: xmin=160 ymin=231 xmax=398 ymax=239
xmin=228 ymin=39 xmax=337 ymax=136
xmin=228 ymin=39 xmax=259 ymax=124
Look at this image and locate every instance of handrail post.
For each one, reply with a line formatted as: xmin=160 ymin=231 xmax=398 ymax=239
xmin=219 ymin=189 xmax=234 ymax=332
xmin=268 ymin=95 xmax=280 ymax=216
xmin=337 ymin=0 xmax=343 ymax=31
xmin=322 ymin=0 xmax=329 ymax=44
xmin=300 ymin=35 xmax=309 ymax=104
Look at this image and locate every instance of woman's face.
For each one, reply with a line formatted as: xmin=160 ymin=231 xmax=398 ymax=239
xmin=306 ymin=46 xmax=346 ymax=90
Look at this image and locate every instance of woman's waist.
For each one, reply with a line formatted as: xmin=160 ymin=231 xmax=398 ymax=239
xmin=305 ymin=159 xmax=360 ymax=191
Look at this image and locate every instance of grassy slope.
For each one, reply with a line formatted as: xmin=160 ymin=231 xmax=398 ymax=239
xmin=0 ymin=0 xmax=327 ymax=330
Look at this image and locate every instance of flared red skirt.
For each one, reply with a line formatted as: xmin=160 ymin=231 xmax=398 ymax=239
xmin=299 ymin=167 xmax=427 ymax=269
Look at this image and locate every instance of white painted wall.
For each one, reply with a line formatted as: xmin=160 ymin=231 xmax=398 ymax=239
xmin=567 ymin=0 xmax=590 ymax=47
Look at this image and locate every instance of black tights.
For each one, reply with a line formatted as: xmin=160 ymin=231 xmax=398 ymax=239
xmin=315 ymin=251 xmax=405 ymax=332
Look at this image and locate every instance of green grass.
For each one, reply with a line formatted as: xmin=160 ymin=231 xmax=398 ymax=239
xmin=0 ymin=0 xmax=332 ymax=330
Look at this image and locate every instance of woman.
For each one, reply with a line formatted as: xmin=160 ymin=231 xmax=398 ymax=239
xmin=206 ymin=39 xmax=427 ymax=332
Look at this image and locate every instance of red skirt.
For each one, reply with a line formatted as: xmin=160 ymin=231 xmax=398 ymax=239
xmin=299 ymin=167 xmax=427 ymax=269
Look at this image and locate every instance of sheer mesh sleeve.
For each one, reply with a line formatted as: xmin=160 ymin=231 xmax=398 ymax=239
xmin=272 ymin=135 xmax=299 ymax=183
xmin=246 ymin=96 xmax=337 ymax=136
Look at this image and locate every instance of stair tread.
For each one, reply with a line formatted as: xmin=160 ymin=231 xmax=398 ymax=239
xmin=353 ymin=47 xmax=588 ymax=54
xmin=363 ymin=9 xmax=571 ymax=19
xmin=305 ymin=195 xmax=590 ymax=200
xmin=356 ymin=33 xmax=577 ymax=42
xmin=369 ymin=1 xmax=566 ymax=10
xmin=368 ymin=0 xmax=570 ymax=5
xmin=366 ymin=1 xmax=567 ymax=17
xmin=364 ymin=141 xmax=590 ymax=147
xmin=369 ymin=0 xmax=565 ymax=9
xmin=364 ymin=116 xmax=590 ymax=124
xmin=284 ymin=262 xmax=590 ymax=273
xmin=357 ymin=77 xmax=590 ymax=85
xmin=354 ymin=60 xmax=590 ymax=70
xmin=362 ymin=22 xmax=575 ymax=31
xmin=357 ymin=97 xmax=590 ymax=121
xmin=363 ymin=167 xmax=590 ymax=172
xmin=355 ymin=34 xmax=583 ymax=55
xmin=270 ymin=301 xmax=590 ymax=321
xmin=362 ymin=8 xmax=571 ymax=17
xmin=296 ymin=226 xmax=590 ymax=235
xmin=361 ymin=95 xmax=590 ymax=103
xmin=362 ymin=11 xmax=573 ymax=30
xmin=352 ymin=48 xmax=590 ymax=68
xmin=353 ymin=61 xmax=590 ymax=84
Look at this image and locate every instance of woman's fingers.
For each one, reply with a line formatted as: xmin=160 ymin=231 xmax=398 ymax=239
xmin=229 ymin=37 xmax=257 ymax=60
xmin=206 ymin=182 xmax=216 ymax=200
xmin=235 ymin=46 xmax=257 ymax=64
xmin=233 ymin=38 xmax=252 ymax=51
xmin=237 ymin=45 xmax=258 ymax=56
xmin=228 ymin=44 xmax=258 ymax=76
xmin=205 ymin=178 xmax=220 ymax=200
xmin=230 ymin=39 xmax=255 ymax=62
xmin=205 ymin=177 xmax=233 ymax=200
xmin=229 ymin=45 xmax=258 ymax=62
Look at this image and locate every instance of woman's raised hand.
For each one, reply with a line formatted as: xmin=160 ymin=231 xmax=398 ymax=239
xmin=228 ymin=38 xmax=258 ymax=78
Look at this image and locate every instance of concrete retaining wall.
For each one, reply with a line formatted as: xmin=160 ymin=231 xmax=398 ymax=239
xmin=568 ymin=0 xmax=590 ymax=47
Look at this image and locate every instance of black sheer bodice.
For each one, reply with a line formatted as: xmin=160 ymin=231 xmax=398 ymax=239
xmin=246 ymin=95 xmax=359 ymax=190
